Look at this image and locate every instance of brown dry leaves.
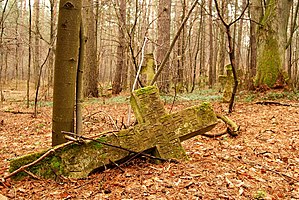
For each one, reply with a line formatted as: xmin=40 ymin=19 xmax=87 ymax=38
xmin=1 ymin=98 xmax=299 ymax=199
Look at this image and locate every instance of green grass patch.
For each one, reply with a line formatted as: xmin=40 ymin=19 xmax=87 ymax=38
xmin=161 ymin=89 xmax=222 ymax=103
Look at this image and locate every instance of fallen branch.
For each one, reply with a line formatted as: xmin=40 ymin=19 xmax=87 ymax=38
xmin=24 ymin=169 xmax=41 ymax=180
xmin=62 ymin=131 xmax=180 ymax=164
xmin=109 ymin=159 xmax=125 ymax=173
xmin=255 ymin=101 xmax=299 ymax=107
xmin=4 ymin=110 xmax=37 ymax=115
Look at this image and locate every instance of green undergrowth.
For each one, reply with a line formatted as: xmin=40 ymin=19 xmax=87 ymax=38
xmin=85 ymin=89 xmax=222 ymax=105
xmin=240 ymin=90 xmax=299 ymax=102
xmin=160 ymin=89 xmax=222 ymax=103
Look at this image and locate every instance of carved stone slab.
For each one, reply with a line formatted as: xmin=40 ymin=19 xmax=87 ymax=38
xmin=10 ymin=86 xmax=218 ymax=179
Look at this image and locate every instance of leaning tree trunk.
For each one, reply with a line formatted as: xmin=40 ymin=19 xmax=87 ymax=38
xmin=52 ymin=0 xmax=82 ymax=146
xmin=253 ymin=0 xmax=292 ymax=88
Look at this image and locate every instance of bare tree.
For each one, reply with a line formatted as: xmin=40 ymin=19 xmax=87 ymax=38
xmin=214 ymin=0 xmax=249 ymax=113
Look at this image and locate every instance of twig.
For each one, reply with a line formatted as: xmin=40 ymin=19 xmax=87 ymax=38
xmin=127 ymin=37 xmax=148 ymax=127
xmin=24 ymin=169 xmax=41 ymax=180
xmin=150 ymin=0 xmax=198 ymax=85
xmin=120 ymin=151 xmax=145 ymax=166
xmin=109 ymin=159 xmax=125 ymax=173
xmin=132 ymin=37 xmax=148 ymax=91
xmin=62 ymin=131 xmax=179 ymax=164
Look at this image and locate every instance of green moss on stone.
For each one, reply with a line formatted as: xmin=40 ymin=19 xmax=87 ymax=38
xmin=133 ymin=85 xmax=157 ymax=96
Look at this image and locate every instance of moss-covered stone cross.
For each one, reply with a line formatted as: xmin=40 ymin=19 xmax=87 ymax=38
xmin=10 ymin=86 xmax=218 ymax=179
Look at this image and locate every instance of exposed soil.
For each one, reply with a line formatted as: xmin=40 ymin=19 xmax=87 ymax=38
xmin=0 ymin=91 xmax=299 ymax=199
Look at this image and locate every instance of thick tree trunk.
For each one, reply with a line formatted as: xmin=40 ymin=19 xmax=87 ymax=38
xmin=157 ymin=0 xmax=171 ymax=93
xmin=112 ymin=0 xmax=126 ymax=95
xmin=52 ymin=0 xmax=82 ymax=146
xmin=253 ymin=0 xmax=292 ymax=88
xmin=248 ymin=0 xmax=261 ymax=90
xmin=83 ymin=0 xmax=98 ymax=97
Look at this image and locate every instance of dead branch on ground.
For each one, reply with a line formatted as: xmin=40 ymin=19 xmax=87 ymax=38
xmin=255 ymin=101 xmax=299 ymax=107
xmin=4 ymin=110 xmax=37 ymax=115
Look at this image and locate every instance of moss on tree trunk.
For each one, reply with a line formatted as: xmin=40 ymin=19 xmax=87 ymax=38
xmin=253 ymin=0 xmax=292 ymax=88
xmin=255 ymin=35 xmax=281 ymax=87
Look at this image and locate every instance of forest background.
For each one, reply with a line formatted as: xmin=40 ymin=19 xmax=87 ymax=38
xmin=1 ymin=0 xmax=299 ymax=199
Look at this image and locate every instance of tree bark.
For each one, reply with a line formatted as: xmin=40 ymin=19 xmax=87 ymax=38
xmin=253 ymin=0 xmax=292 ymax=88
xmin=176 ymin=0 xmax=186 ymax=93
xmin=156 ymin=0 xmax=171 ymax=93
xmin=112 ymin=0 xmax=126 ymax=95
xmin=34 ymin=0 xmax=40 ymax=88
xmin=208 ymin=0 xmax=214 ymax=87
xmin=83 ymin=0 xmax=98 ymax=97
xmin=52 ymin=0 xmax=82 ymax=146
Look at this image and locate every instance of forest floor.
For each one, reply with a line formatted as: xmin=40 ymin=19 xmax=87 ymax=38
xmin=0 ymin=87 xmax=299 ymax=199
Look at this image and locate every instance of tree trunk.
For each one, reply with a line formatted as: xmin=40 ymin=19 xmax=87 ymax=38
xmin=48 ymin=0 xmax=57 ymax=90
xmin=176 ymin=0 xmax=186 ymax=93
xmin=218 ymin=0 xmax=228 ymax=76
xmin=199 ymin=0 xmax=206 ymax=87
xmin=14 ymin=0 xmax=20 ymax=89
xmin=112 ymin=0 xmax=126 ymax=95
xmin=27 ymin=0 xmax=32 ymax=108
xmin=34 ymin=0 xmax=40 ymax=88
xmin=253 ymin=0 xmax=292 ymax=88
xmin=83 ymin=0 xmax=98 ymax=97
xmin=52 ymin=0 xmax=82 ymax=146
xmin=157 ymin=0 xmax=171 ymax=93
xmin=208 ymin=0 xmax=215 ymax=87
xmin=248 ymin=1 xmax=260 ymax=90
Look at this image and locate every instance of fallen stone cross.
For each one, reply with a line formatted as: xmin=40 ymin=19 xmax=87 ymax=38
xmin=9 ymin=86 xmax=218 ymax=179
